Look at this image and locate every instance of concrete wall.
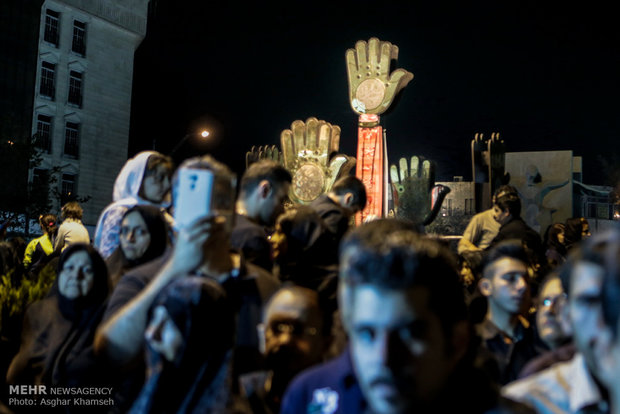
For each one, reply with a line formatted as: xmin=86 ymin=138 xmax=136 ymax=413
xmin=506 ymin=150 xmax=573 ymax=235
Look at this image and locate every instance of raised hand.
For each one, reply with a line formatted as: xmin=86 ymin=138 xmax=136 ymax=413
xmin=390 ymin=156 xmax=450 ymax=225
xmin=245 ymin=145 xmax=283 ymax=169
xmin=346 ymin=37 xmax=414 ymax=115
xmin=281 ymin=117 xmax=355 ymax=204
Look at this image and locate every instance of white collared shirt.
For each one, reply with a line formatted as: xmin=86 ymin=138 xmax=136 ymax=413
xmin=502 ymin=353 xmax=609 ymax=413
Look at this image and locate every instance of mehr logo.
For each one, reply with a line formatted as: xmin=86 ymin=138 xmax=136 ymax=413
xmin=9 ymin=385 xmax=47 ymax=395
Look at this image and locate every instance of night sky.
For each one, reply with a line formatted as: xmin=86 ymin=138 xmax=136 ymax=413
xmin=128 ymin=1 xmax=620 ymax=185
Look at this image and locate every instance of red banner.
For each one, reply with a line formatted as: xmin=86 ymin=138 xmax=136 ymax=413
xmin=355 ymin=124 xmax=383 ymax=224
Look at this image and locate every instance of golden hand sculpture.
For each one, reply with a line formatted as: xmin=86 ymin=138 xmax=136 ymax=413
xmin=281 ymin=117 xmax=355 ymax=204
xmin=346 ymin=37 xmax=414 ymax=115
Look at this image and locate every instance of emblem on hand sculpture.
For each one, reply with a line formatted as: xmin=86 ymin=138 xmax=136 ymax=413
xmin=390 ymin=155 xmax=450 ymax=225
xmin=346 ymin=37 xmax=414 ymax=115
xmin=281 ymin=117 xmax=355 ymax=204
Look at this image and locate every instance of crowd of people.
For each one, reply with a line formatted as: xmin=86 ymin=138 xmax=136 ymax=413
xmin=0 ymin=149 xmax=618 ymax=414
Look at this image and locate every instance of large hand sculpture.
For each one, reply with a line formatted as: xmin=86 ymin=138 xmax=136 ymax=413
xmin=281 ymin=117 xmax=355 ymax=204
xmin=390 ymin=156 xmax=450 ymax=225
xmin=346 ymin=37 xmax=414 ymax=115
xmin=245 ymin=145 xmax=283 ymax=169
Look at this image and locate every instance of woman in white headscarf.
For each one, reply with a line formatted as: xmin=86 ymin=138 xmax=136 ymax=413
xmin=94 ymin=151 xmax=173 ymax=259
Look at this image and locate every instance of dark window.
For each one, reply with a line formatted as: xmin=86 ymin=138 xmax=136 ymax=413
xmin=72 ymin=20 xmax=86 ymax=56
xmin=61 ymin=173 xmax=77 ymax=204
xmin=36 ymin=115 xmax=53 ymax=153
xmin=40 ymin=61 xmax=56 ymax=99
xmin=32 ymin=168 xmax=49 ymax=188
xmin=64 ymin=122 xmax=80 ymax=158
xmin=44 ymin=9 xmax=60 ymax=46
xmin=68 ymin=71 xmax=83 ymax=107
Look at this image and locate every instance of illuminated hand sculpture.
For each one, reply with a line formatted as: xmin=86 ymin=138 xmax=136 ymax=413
xmin=245 ymin=145 xmax=283 ymax=169
xmin=346 ymin=37 xmax=414 ymax=115
xmin=281 ymin=117 xmax=355 ymax=204
xmin=390 ymin=156 xmax=450 ymax=225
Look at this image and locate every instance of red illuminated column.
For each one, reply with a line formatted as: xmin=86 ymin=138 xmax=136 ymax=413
xmin=355 ymin=114 xmax=384 ymax=224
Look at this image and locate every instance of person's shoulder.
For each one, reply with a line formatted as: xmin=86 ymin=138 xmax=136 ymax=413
xmin=502 ymin=357 xmax=574 ymax=401
xmin=288 ymin=351 xmax=351 ymax=394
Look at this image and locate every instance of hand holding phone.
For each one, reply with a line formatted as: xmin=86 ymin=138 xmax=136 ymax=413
xmin=174 ymin=168 xmax=214 ymax=229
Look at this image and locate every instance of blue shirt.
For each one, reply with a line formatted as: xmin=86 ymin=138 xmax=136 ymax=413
xmin=280 ymin=347 xmax=367 ymax=414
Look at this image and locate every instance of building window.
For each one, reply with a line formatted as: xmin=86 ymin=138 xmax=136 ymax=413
xmin=40 ymin=61 xmax=56 ymax=100
xmin=465 ymin=198 xmax=474 ymax=215
xmin=44 ymin=9 xmax=60 ymax=46
xmin=36 ymin=115 xmax=53 ymax=153
xmin=68 ymin=71 xmax=83 ymax=107
xmin=72 ymin=20 xmax=86 ymax=56
xmin=32 ymin=168 xmax=49 ymax=189
xmin=64 ymin=122 xmax=80 ymax=158
xmin=61 ymin=173 xmax=77 ymax=204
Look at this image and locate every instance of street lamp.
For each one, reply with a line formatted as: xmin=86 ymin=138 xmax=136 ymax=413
xmin=170 ymin=129 xmax=210 ymax=155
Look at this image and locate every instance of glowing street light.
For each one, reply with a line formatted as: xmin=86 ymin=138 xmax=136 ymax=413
xmin=170 ymin=129 xmax=211 ymax=155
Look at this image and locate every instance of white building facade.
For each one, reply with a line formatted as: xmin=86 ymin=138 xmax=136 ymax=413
xmin=31 ymin=0 xmax=149 ymax=228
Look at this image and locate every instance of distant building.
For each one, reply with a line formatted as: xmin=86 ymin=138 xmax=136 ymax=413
xmin=436 ymin=178 xmax=475 ymax=218
xmin=433 ymin=151 xmax=615 ymax=236
xmin=2 ymin=0 xmax=149 ymax=232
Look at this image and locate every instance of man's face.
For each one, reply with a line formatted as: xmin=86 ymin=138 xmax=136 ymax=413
xmin=347 ymin=285 xmax=456 ymax=414
xmin=536 ymin=277 xmax=568 ymax=349
xmin=259 ymin=182 xmax=290 ymax=227
xmin=262 ymin=290 xmax=325 ymax=377
xmin=483 ymin=257 xmax=529 ymax=316
xmin=492 ymin=204 xmax=510 ymax=225
xmin=569 ymin=262 xmax=605 ymax=375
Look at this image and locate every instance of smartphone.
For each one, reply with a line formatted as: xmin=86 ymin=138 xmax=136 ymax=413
xmin=174 ymin=168 xmax=214 ymax=229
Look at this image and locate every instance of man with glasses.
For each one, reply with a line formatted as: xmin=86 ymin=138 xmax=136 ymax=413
xmin=516 ymin=272 xmax=575 ymax=378
xmin=240 ymin=285 xmax=331 ymax=414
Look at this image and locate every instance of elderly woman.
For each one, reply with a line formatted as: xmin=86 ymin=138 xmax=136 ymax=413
xmin=7 ymin=244 xmax=109 ymax=389
xmin=130 ymin=277 xmax=243 ymax=413
xmin=105 ymin=205 xmax=169 ymax=287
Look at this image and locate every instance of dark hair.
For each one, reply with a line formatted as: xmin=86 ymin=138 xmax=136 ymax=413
xmin=122 ymin=205 xmax=169 ymax=262
xmin=482 ymin=240 xmax=530 ymax=279
xmin=544 ymin=223 xmax=567 ymax=254
xmin=239 ymin=160 xmax=292 ymax=197
xmin=495 ymin=193 xmax=521 ymax=217
xmin=61 ymin=201 xmax=83 ymax=220
xmin=145 ymin=153 xmax=174 ymax=176
xmin=564 ymin=217 xmax=587 ymax=251
xmin=331 ymin=176 xmax=367 ymax=210
xmin=150 ymin=276 xmax=234 ymax=365
xmin=39 ymin=214 xmax=58 ymax=234
xmin=340 ymin=219 xmax=465 ymax=335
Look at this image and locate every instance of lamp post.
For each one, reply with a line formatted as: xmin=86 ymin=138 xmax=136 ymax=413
xmin=170 ymin=129 xmax=210 ymax=155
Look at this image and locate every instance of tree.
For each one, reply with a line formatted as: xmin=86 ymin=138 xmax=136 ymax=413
xmin=0 ymin=116 xmax=58 ymax=237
